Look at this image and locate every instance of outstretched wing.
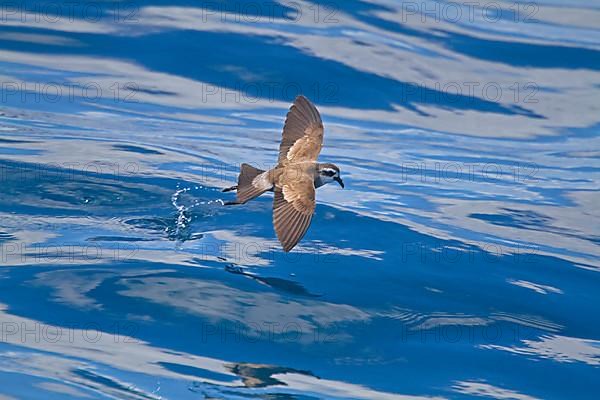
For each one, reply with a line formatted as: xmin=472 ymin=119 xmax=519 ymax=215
xmin=278 ymin=96 xmax=324 ymax=166
xmin=273 ymin=174 xmax=316 ymax=252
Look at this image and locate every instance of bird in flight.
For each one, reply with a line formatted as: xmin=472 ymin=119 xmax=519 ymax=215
xmin=223 ymin=95 xmax=344 ymax=252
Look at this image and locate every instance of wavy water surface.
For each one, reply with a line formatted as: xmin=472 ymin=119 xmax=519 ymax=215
xmin=0 ymin=1 xmax=599 ymax=399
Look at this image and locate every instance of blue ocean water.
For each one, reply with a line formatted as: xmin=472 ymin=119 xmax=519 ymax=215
xmin=1 ymin=1 xmax=599 ymax=399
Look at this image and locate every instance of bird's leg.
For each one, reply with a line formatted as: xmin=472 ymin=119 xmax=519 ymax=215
xmin=222 ymin=185 xmax=240 ymax=205
xmin=222 ymin=185 xmax=238 ymax=193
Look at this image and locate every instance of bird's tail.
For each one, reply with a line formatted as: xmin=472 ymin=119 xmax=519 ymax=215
xmin=223 ymin=163 xmax=267 ymax=205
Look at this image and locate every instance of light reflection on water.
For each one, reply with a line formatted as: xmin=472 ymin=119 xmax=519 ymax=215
xmin=0 ymin=1 xmax=599 ymax=399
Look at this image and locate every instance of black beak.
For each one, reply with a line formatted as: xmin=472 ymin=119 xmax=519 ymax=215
xmin=334 ymin=177 xmax=345 ymax=188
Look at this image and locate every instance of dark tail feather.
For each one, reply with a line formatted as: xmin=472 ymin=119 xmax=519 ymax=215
xmin=224 ymin=163 xmax=267 ymax=205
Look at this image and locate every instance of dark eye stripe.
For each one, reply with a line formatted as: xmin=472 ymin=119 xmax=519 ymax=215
xmin=322 ymin=170 xmax=335 ymax=177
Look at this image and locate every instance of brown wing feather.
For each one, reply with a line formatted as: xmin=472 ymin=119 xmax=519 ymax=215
xmin=278 ymin=96 xmax=324 ymax=165
xmin=272 ymin=176 xmax=316 ymax=252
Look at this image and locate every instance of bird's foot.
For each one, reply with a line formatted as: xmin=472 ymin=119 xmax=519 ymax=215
xmin=222 ymin=185 xmax=238 ymax=193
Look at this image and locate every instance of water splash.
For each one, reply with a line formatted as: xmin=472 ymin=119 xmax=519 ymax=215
xmin=170 ymin=186 xmax=191 ymax=241
xmin=167 ymin=184 xmax=224 ymax=246
xmin=151 ymin=380 xmax=162 ymax=399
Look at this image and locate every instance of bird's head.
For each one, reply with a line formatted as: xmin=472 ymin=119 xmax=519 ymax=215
xmin=316 ymin=163 xmax=344 ymax=188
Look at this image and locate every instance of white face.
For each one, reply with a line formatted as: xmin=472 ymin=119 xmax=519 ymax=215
xmin=319 ymin=167 xmax=338 ymax=184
